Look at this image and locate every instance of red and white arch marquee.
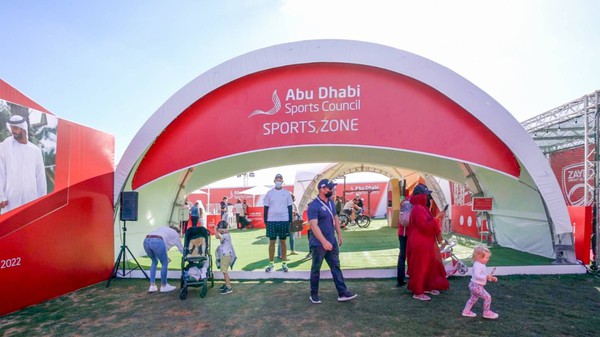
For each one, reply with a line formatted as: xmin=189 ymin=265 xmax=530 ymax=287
xmin=116 ymin=40 xmax=573 ymax=261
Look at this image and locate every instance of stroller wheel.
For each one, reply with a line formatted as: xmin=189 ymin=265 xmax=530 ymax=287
xmin=458 ymin=262 xmax=468 ymax=275
xmin=179 ymin=287 xmax=188 ymax=300
xmin=200 ymin=282 xmax=208 ymax=298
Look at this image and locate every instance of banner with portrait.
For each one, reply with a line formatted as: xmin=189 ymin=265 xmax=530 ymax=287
xmin=0 ymin=99 xmax=58 ymax=215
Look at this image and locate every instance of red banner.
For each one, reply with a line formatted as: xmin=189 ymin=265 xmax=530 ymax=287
xmin=472 ymin=197 xmax=493 ymax=211
xmin=0 ymin=120 xmax=114 ymax=316
xmin=451 ymin=205 xmax=480 ymax=239
xmin=246 ymin=206 xmax=266 ymax=229
xmin=132 ymin=63 xmax=520 ymax=190
xmin=549 ymin=146 xmax=594 ymax=206
xmin=568 ymin=206 xmax=592 ymax=264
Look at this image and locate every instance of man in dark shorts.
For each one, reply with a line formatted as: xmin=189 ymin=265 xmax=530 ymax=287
xmin=263 ymin=173 xmax=293 ymax=272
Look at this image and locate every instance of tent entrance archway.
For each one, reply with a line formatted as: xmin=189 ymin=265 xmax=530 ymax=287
xmin=114 ymin=40 xmax=574 ymax=262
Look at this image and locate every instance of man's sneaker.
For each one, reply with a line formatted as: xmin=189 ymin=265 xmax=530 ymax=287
xmin=483 ymin=311 xmax=499 ymax=320
xmin=219 ymin=284 xmax=227 ymax=291
xmin=282 ymin=264 xmax=289 ymax=272
xmin=160 ymin=284 xmax=176 ymax=293
xmin=462 ymin=311 xmax=477 ymax=318
xmin=337 ymin=291 xmax=357 ymax=302
xmin=148 ymin=285 xmax=158 ymax=293
xmin=265 ymin=264 xmax=274 ymax=272
xmin=395 ymin=280 xmax=406 ymax=287
xmin=220 ymin=286 xmax=233 ymax=295
xmin=309 ymin=294 xmax=321 ymax=304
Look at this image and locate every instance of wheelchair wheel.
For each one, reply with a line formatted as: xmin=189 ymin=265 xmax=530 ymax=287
xmin=179 ymin=287 xmax=188 ymax=300
xmin=200 ymin=281 xmax=208 ymax=298
xmin=338 ymin=214 xmax=350 ymax=227
xmin=356 ymin=215 xmax=371 ymax=228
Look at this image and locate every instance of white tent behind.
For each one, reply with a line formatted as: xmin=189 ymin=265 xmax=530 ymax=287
xmin=239 ymin=185 xmax=272 ymax=206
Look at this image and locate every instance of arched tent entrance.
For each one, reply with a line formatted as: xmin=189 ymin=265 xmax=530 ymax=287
xmin=291 ymin=162 xmax=447 ymax=217
xmin=115 ymin=40 xmax=574 ymax=262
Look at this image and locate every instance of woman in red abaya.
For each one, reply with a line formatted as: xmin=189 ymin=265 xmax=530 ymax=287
xmin=406 ymin=184 xmax=449 ymax=301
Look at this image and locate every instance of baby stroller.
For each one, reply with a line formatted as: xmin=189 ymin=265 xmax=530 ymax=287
xmin=179 ymin=226 xmax=214 ymax=300
xmin=440 ymin=240 xmax=468 ymax=277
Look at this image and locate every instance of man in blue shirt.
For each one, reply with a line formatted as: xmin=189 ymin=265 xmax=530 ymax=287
xmin=307 ymin=178 xmax=357 ymax=304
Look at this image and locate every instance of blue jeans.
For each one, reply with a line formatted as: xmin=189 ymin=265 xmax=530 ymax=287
xmin=143 ymin=238 xmax=169 ymax=285
xmin=277 ymin=234 xmax=295 ymax=256
xmin=397 ymin=235 xmax=407 ymax=284
xmin=310 ymin=244 xmax=348 ymax=296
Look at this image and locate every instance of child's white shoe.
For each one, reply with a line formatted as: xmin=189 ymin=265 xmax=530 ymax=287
xmin=461 ymin=311 xmax=476 ymax=318
xmin=483 ymin=311 xmax=499 ymax=319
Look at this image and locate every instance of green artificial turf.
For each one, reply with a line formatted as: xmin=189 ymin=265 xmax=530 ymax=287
xmin=133 ymin=219 xmax=554 ymax=272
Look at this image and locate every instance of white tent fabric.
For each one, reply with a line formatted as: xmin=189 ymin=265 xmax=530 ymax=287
xmin=239 ymin=185 xmax=272 ymax=206
xmin=239 ymin=185 xmax=271 ymax=196
xmin=114 ymin=40 xmax=574 ymax=261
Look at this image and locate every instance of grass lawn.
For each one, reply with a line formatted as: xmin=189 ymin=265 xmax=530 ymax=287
xmin=4 ymin=219 xmax=583 ymax=336
xmin=1 ymin=275 xmax=599 ymax=336
xmin=134 ymin=219 xmax=554 ymax=272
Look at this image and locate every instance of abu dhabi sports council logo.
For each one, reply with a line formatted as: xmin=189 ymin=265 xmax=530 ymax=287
xmin=248 ymin=90 xmax=281 ymax=118
xmin=250 ymin=85 xmax=361 ymax=136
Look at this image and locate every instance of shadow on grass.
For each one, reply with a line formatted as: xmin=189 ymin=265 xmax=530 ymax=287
xmin=241 ymin=258 xmax=271 ymax=271
xmin=335 ymin=225 xmax=398 ymax=252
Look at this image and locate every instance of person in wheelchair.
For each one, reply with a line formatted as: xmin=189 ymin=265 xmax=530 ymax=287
xmin=342 ymin=198 xmax=361 ymax=222
xmin=354 ymin=194 xmax=364 ymax=209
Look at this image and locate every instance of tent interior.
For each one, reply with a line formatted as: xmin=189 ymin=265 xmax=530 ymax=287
xmin=117 ymin=146 xmax=570 ymax=261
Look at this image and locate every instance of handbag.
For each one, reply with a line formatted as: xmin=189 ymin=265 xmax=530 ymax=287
xmin=289 ymin=219 xmax=304 ymax=233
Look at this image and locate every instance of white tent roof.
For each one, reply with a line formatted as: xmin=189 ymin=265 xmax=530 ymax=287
xmin=239 ymin=185 xmax=271 ymax=196
xmin=114 ymin=40 xmax=574 ymax=261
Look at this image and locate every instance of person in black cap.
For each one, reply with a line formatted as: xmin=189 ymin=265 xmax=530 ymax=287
xmin=406 ymin=183 xmax=449 ymax=301
xmin=306 ymin=178 xmax=357 ymax=304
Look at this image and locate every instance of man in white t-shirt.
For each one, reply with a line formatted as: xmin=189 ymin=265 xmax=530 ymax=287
xmin=263 ymin=173 xmax=293 ymax=272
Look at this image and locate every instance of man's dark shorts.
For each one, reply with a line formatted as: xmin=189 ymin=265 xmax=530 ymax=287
xmin=266 ymin=221 xmax=290 ymax=240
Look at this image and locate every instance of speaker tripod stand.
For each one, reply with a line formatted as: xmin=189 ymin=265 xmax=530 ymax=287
xmin=106 ymin=221 xmax=149 ymax=287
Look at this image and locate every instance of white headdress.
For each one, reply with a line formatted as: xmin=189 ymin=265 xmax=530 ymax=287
xmin=7 ymin=115 xmax=28 ymax=139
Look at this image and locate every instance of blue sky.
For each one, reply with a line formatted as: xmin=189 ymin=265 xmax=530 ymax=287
xmin=1 ymin=0 xmax=599 ymax=186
